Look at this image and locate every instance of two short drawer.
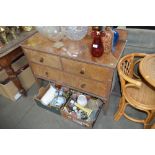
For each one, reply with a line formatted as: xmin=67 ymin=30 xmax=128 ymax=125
xmin=24 ymin=49 xmax=113 ymax=83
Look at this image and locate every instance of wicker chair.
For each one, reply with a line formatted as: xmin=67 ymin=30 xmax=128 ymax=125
xmin=114 ymin=53 xmax=155 ymax=128
xmin=151 ymin=123 xmax=155 ymax=129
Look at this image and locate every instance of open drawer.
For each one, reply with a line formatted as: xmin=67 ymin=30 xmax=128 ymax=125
xmin=34 ymin=83 xmax=103 ymax=128
xmin=60 ymin=90 xmax=103 ymax=128
xmin=34 ymin=83 xmax=72 ymax=115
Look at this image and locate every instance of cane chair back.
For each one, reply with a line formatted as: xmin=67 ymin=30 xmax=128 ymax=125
xmin=118 ymin=53 xmax=147 ymax=94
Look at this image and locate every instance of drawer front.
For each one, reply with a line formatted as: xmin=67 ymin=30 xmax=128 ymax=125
xmin=76 ymin=77 xmax=110 ymax=98
xmin=62 ymin=58 xmax=113 ymax=82
xmin=62 ymin=72 xmax=80 ymax=88
xmin=31 ymin=63 xmax=62 ymax=82
xmin=24 ymin=49 xmax=62 ymax=70
xmin=62 ymin=72 xmax=110 ymax=98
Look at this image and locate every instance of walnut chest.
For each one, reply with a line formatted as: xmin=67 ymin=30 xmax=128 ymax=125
xmin=21 ymin=29 xmax=127 ymax=112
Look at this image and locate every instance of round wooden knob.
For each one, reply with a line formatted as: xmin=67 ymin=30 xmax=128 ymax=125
xmin=80 ymin=83 xmax=86 ymax=88
xmin=40 ymin=57 xmax=44 ymax=63
xmin=45 ymin=72 xmax=48 ymax=77
xmin=80 ymin=68 xmax=85 ymax=75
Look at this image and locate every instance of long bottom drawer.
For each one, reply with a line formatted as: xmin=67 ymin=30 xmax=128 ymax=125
xmin=62 ymin=72 xmax=110 ymax=99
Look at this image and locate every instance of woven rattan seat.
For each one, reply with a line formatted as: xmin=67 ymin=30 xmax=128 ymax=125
xmin=126 ymin=80 xmax=155 ymax=110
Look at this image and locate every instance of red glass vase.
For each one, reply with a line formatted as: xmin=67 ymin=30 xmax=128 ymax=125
xmin=91 ymin=30 xmax=104 ymax=57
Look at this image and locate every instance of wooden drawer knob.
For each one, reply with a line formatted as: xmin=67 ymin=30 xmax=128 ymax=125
xmin=45 ymin=71 xmax=48 ymax=77
xmin=39 ymin=57 xmax=44 ymax=63
xmin=80 ymin=68 xmax=85 ymax=75
xmin=80 ymin=83 xmax=86 ymax=88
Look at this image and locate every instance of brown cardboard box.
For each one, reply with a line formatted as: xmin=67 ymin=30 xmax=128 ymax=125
xmin=0 ymin=67 xmax=35 ymax=101
xmin=0 ymin=56 xmax=35 ymax=101
xmin=0 ymin=69 xmax=8 ymax=82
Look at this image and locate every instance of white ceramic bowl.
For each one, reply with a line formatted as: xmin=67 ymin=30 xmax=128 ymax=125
xmin=77 ymin=95 xmax=87 ymax=107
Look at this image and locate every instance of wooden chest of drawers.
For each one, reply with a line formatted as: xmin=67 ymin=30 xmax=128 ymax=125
xmin=21 ymin=29 xmax=127 ymax=112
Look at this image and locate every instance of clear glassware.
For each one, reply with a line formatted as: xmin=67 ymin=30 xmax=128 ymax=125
xmin=62 ymin=26 xmax=88 ymax=57
xmin=62 ymin=26 xmax=88 ymax=41
xmin=35 ymin=26 xmax=64 ymax=42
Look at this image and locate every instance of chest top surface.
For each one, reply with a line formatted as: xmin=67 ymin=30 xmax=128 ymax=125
xmin=21 ymin=29 xmax=127 ymax=69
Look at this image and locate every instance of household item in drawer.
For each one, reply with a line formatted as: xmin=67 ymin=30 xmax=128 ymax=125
xmin=77 ymin=94 xmax=88 ymax=107
xmin=40 ymin=85 xmax=57 ymax=106
xmin=34 ymin=84 xmax=72 ymax=115
xmin=61 ymin=90 xmax=103 ymax=128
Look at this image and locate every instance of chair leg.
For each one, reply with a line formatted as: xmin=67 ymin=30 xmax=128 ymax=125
xmin=114 ymin=97 xmax=126 ymax=121
xmin=144 ymin=111 xmax=155 ymax=129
